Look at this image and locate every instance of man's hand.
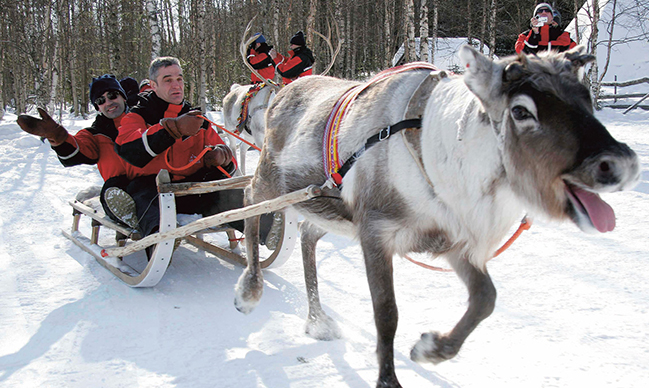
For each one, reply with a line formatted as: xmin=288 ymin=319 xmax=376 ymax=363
xmin=160 ymin=110 xmax=203 ymax=139
xmin=17 ymin=108 xmax=68 ymax=146
xmin=203 ymin=145 xmax=233 ymax=168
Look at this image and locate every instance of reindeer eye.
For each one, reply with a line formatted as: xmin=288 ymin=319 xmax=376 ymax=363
xmin=511 ymin=105 xmax=533 ymax=121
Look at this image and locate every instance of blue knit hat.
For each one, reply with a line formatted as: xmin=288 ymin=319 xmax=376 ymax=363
xmin=89 ymin=74 xmax=127 ymax=110
xmin=254 ymin=33 xmax=266 ymax=44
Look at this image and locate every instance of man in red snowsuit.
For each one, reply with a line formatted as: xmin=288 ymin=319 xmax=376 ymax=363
xmin=276 ymin=31 xmax=315 ymax=85
xmin=247 ymin=34 xmax=281 ymax=83
xmin=114 ymin=56 xmax=275 ymax=242
xmin=515 ymin=3 xmax=576 ymax=55
xmin=17 ymin=74 xmax=131 ymax=223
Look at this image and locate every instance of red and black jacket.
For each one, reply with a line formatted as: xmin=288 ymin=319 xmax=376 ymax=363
xmin=248 ymin=43 xmax=280 ymax=83
xmin=115 ymin=91 xmax=226 ymax=181
xmin=52 ymin=113 xmax=127 ymax=181
xmin=276 ymin=46 xmax=315 ymax=85
xmin=515 ymin=24 xmax=576 ymax=54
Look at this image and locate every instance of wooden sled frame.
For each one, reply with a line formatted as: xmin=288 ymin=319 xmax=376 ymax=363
xmin=63 ymin=170 xmax=323 ymax=287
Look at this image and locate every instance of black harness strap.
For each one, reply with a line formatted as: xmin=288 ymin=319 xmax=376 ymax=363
xmin=333 ymin=118 xmax=422 ymax=185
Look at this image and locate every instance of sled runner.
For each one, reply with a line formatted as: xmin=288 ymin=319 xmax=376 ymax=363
xmin=62 ymin=169 xmax=323 ymax=287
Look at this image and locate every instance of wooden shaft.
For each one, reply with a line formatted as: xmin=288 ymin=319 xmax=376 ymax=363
xmin=103 ymin=185 xmax=322 ymax=258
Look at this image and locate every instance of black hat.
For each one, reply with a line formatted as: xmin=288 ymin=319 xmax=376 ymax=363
xmin=290 ymin=31 xmax=306 ymax=46
xmin=89 ymin=74 xmax=127 ymax=110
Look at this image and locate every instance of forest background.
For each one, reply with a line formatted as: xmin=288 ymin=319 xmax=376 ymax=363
xmin=0 ymin=0 xmax=593 ymax=115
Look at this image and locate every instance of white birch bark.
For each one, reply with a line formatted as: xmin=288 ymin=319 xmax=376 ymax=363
xmin=419 ymin=0 xmax=429 ymax=62
xmin=147 ymin=0 xmax=162 ymax=60
xmin=405 ymin=0 xmax=416 ymax=62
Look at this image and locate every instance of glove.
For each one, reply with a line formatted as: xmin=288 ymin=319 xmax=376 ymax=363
xmin=17 ymin=108 xmax=68 ymax=146
xmin=203 ymin=145 xmax=233 ymax=168
xmin=160 ymin=110 xmax=203 ymax=139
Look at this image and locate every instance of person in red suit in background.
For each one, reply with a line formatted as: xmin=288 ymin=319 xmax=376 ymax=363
xmin=275 ymin=31 xmax=315 ymax=85
xmin=515 ymin=3 xmax=576 ymax=54
xmin=247 ymin=34 xmax=281 ymax=83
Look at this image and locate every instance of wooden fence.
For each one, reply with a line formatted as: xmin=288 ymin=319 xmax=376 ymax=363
xmin=598 ymin=76 xmax=649 ymax=114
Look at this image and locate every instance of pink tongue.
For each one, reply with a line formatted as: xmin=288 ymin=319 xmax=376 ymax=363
xmin=572 ymin=186 xmax=616 ymax=232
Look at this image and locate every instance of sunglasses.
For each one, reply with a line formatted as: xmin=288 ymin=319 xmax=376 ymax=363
xmin=95 ymin=90 xmax=120 ymax=106
xmin=536 ymin=8 xmax=552 ymax=14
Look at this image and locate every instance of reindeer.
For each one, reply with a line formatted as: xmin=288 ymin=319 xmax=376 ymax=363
xmin=222 ymin=19 xmax=340 ymax=173
xmin=234 ymin=46 xmax=640 ymax=388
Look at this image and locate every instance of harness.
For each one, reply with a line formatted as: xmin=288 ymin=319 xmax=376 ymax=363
xmin=237 ymin=84 xmax=268 ymax=135
xmin=323 ymin=62 xmax=439 ymax=187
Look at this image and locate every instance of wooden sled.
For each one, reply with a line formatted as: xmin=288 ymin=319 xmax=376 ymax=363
xmin=62 ymin=170 xmax=323 ymax=287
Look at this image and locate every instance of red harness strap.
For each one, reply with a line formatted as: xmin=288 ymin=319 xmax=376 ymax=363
xmin=404 ymin=216 xmax=532 ymax=272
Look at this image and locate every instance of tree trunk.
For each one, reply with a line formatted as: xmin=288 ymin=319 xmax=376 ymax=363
xmin=467 ymin=0 xmax=473 ymax=45
xmin=148 ymin=0 xmax=162 ymax=60
xmin=307 ymin=0 xmax=318 ymax=63
xmin=198 ymin=0 xmax=206 ymax=111
xmin=598 ymin=0 xmax=617 ymax=84
xmin=574 ymin=0 xmax=580 ymax=44
xmin=419 ymin=0 xmax=429 ymax=62
xmin=405 ymin=0 xmax=416 ymax=62
xmin=384 ymin=0 xmax=393 ymax=67
xmin=488 ymin=0 xmax=497 ymax=58
xmin=588 ymin=0 xmax=601 ymax=109
xmin=480 ymin=0 xmax=487 ymax=52
xmin=431 ymin=0 xmax=438 ymax=64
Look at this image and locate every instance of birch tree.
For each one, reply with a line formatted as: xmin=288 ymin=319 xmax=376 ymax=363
xmin=419 ymin=0 xmax=429 ymax=62
xmin=148 ymin=0 xmax=162 ymax=60
xmin=405 ymin=0 xmax=416 ymax=62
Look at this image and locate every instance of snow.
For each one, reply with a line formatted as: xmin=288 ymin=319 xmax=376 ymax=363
xmin=1 ymin=107 xmax=649 ymax=386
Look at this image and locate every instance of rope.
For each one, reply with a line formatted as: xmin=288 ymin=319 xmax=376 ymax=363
xmin=402 ymin=216 xmax=532 ymax=272
xmin=199 ymin=115 xmax=262 ymax=152
xmin=164 ymin=147 xmax=211 ymax=172
xmin=403 ymin=254 xmax=454 ymax=272
xmin=490 ymin=216 xmax=532 ymax=259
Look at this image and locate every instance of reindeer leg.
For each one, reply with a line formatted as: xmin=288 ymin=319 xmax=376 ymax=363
xmin=361 ymin=233 xmax=402 ymax=388
xmin=411 ymin=252 xmax=496 ymax=364
xmin=300 ymin=220 xmax=342 ymax=340
xmin=234 ymin=185 xmax=264 ymax=314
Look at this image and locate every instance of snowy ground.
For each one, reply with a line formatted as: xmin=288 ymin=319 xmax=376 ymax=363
xmin=0 ymin=108 xmax=648 ymax=388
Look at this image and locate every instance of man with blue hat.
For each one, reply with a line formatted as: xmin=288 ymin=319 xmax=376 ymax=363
xmin=247 ymin=33 xmax=281 ymax=83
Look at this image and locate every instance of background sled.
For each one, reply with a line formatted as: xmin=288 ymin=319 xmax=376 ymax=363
xmin=62 ymin=170 xmax=320 ymax=287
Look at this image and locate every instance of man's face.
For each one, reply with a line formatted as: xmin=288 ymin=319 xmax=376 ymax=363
xmin=535 ymin=7 xmax=554 ymax=24
xmin=151 ymin=64 xmax=184 ymax=105
xmin=96 ymin=90 xmax=126 ymax=119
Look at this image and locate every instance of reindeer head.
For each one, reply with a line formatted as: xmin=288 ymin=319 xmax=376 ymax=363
xmin=459 ymin=45 xmax=640 ymax=233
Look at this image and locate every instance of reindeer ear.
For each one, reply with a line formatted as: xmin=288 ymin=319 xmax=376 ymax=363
xmin=458 ymin=45 xmax=504 ymax=108
xmin=563 ymin=45 xmax=595 ymax=74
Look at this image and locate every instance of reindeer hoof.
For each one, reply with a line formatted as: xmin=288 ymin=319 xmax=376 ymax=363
xmin=233 ymin=269 xmax=263 ymax=314
xmin=410 ymin=331 xmax=459 ymax=364
xmin=305 ymin=313 xmax=342 ymax=341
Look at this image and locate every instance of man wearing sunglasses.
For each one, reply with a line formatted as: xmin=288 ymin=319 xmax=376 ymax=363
xmin=17 ymin=75 xmax=132 ymax=223
xmin=515 ymin=3 xmax=576 ymax=55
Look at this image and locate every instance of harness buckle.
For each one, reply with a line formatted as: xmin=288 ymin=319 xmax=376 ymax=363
xmin=379 ymin=126 xmax=391 ymax=141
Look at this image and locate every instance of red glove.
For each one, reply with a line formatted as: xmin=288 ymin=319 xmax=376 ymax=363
xmin=203 ymin=145 xmax=233 ymax=168
xmin=17 ymin=108 xmax=68 ymax=146
xmin=160 ymin=110 xmax=203 ymax=139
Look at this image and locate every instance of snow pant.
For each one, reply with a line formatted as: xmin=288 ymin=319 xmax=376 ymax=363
xmin=100 ymin=168 xmax=273 ymax=240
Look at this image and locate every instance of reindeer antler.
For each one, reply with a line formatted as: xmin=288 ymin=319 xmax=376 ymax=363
xmin=240 ymin=17 xmax=281 ymax=92
xmin=310 ymin=19 xmax=342 ymax=76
